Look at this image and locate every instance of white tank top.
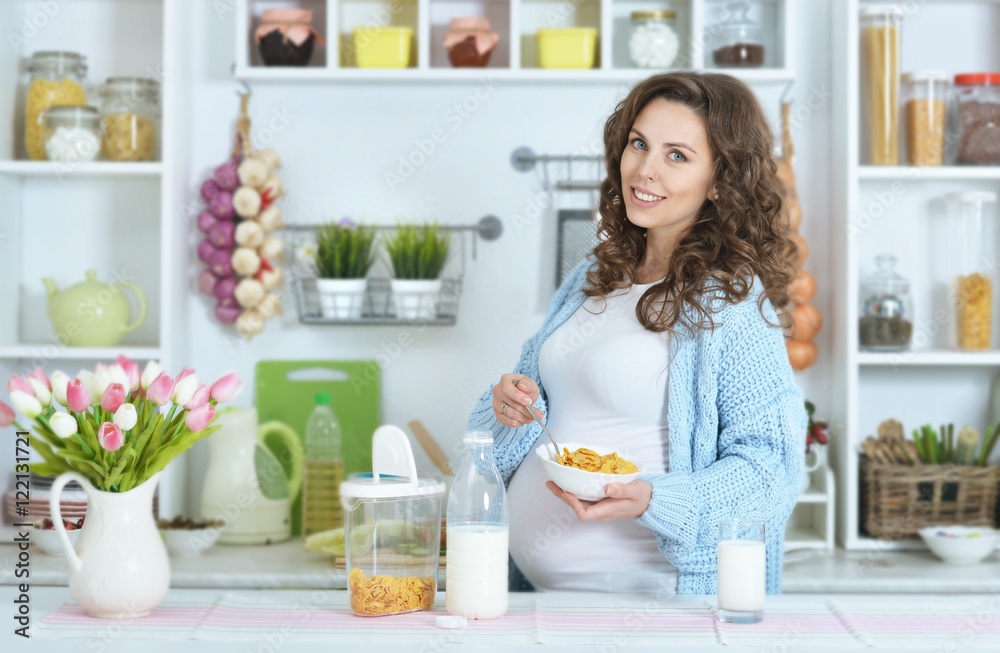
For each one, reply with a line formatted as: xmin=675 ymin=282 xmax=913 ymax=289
xmin=507 ymin=282 xmax=678 ymax=593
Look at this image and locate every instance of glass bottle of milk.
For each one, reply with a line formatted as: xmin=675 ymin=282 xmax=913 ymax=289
xmin=446 ymin=430 xmax=508 ymax=619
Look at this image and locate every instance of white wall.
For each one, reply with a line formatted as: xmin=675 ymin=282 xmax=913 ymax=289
xmin=181 ymin=1 xmax=833 ymax=512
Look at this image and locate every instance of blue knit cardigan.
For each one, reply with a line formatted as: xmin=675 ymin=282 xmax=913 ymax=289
xmin=467 ymin=259 xmax=806 ymax=595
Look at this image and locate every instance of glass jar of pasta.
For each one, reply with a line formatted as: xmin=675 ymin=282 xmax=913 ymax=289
xmin=24 ymin=51 xmax=89 ymax=160
xmin=99 ymin=77 xmax=160 ymax=161
xmin=902 ymin=71 xmax=947 ymax=166
xmin=860 ymin=6 xmax=903 ymax=165
xmin=941 ymin=192 xmax=998 ymax=351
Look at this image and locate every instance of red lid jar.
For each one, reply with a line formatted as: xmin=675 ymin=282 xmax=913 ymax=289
xmin=952 ymin=73 xmax=1000 ymax=165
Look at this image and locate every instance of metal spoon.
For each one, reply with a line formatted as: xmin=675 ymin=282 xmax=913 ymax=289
xmin=524 ymin=404 xmax=561 ymax=460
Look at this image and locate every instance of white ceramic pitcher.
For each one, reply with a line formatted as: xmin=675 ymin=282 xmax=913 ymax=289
xmin=50 ymin=471 xmax=169 ymax=618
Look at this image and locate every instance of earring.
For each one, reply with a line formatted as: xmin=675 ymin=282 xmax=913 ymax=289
xmin=714 ymin=193 xmax=719 ymax=200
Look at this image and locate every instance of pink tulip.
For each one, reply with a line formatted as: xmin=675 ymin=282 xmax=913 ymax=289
xmin=210 ymin=372 xmax=242 ymax=403
xmin=101 ymin=383 xmax=127 ymax=414
xmin=115 ymin=354 xmax=133 ymax=369
xmin=97 ymin=421 xmax=124 ymax=452
xmin=0 ymin=401 xmax=14 ymax=427
xmin=66 ymin=379 xmax=90 ymax=413
xmin=123 ymin=361 xmax=141 ymax=393
xmin=28 ymin=367 xmax=51 ymax=391
xmin=146 ymin=372 xmax=174 ymax=406
xmin=185 ymin=384 xmax=211 ymax=411
xmin=184 ymin=403 xmax=216 ymax=433
xmin=176 ymin=367 xmax=196 ymax=383
xmin=7 ymin=375 xmax=34 ymax=396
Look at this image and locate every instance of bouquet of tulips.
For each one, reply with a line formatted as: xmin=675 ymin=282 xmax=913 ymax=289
xmin=0 ymin=355 xmax=241 ymax=493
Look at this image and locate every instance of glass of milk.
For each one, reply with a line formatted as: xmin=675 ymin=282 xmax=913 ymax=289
xmin=716 ymin=519 xmax=765 ymax=624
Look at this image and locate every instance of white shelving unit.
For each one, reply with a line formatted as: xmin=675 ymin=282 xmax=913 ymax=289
xmin=235 ymin=0 xmax=795 ymax=83
xmin=785 ymin=465 xmax=836 ymax=551
xmin=833 ymin=0 xmax=1000 ymax=551
xmin=0 ymin=0 xmax=190 ymax=537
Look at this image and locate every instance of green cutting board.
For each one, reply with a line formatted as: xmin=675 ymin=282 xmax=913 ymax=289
xmin=256 ymin=360 xmax=380 ymax=535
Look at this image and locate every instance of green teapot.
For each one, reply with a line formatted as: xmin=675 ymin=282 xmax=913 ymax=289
xmin=43 ymin=270 xmax=147 ymax=347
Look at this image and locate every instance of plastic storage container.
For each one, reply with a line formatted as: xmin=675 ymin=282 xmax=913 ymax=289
xmin=536 ymin=28 xmax=598 ymax=69
xmin=353 ymin=27 xmax=413 ymax=68
xmin=341 ymin=426 xmax=445 ymax=616
xmin=939 ymin=192 xmax=998 ymax=351
xmin=859 ymin=254 xmax=913 ymax=352
xmin=42 ymin=105 xmax=101 ymax=163
xmin=100 ymin=77 xmax=159 ymax=162
xmin=952 ymin=73 xmax=1000 ymax=165
xmin=711 ymin=1 xmax=766 ymax=68
xmin=446 ymin=430 xmax=508 ymax=620
xmin=628 ymin=11 xmax=679 ymax=69
xmin=903 ymin=71 xmax=947 ymax=166
xmin=860 ymin=6 xmax=903 ymax=165
xmin=24 ymin=51 xmax=88 ymax=161
xmin=301 ymin=392 xmax=344 ymax=540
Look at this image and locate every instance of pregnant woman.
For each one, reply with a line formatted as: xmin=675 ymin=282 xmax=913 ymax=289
xmin=467 ymin=72 xmax=807 ymax=595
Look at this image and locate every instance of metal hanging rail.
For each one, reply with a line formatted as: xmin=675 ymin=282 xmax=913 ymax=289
xmin=510 ymin=146 xmax=603 ymax=191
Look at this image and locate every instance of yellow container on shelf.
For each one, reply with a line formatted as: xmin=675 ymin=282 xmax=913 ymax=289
xmin=353 ymin=26 xmax=413 ymax=68
xmin=536 ymin=27 xmax=598 ymax=69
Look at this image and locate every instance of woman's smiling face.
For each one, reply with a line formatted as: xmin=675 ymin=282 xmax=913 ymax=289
xmin=620 ymin=98 xmax=715 ymax=241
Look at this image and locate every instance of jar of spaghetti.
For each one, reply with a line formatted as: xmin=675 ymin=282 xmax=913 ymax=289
xmin=860 ymin=6 xmax=903 ymax=165
xmin=24 ymin=51 xmax=89 ymax=160
xmin=902 ymin=71 xmax=947 ymax=166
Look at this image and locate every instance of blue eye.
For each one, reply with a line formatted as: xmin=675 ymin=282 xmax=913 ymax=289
xmin=631 ymin=138 xmax=646 ymax=150
xmin=669 ymin=151 xmax=686 ymax=162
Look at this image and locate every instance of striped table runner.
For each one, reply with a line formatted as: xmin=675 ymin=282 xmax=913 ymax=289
xmin=31 ymin=590 xmax=1000 ymax=648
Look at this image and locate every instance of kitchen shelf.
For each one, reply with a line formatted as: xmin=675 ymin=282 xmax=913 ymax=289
xmin=787 ymin=465 xmax=835 ymax=551
xmin=0 ymin=161 xmax=163 ymax=177
xmin=235 ymin=0 xmax=796 ymax=83
xmin=858 ymin=351 xmax=1000 ymax=367
xmin=859 ymin=166 xmax=1000 ymax=181
xmin=784 ymin=525 xmax=827 ymax=550
xmin=0 ymin=345 xmax=162 ymax=362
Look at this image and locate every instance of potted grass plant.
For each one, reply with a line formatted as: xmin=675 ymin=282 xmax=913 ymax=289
xmin=314 ymin=218 xmax=377 ymax=319
xmin=384 ymin=222 xmax=451 ymax=320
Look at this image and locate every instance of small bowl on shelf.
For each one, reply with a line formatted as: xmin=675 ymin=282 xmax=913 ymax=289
xmin=157 ymin=517 xmax=226 ymax=558
xmin=32 ymin=518 xmax=83 ymax=556
xmin=353 ymin=27 xmax=413 ymax=68
xmin=918 ymin=525 xmax=1000 ymax=564
xmin=535 ymin=441 xmax=645 ymax=501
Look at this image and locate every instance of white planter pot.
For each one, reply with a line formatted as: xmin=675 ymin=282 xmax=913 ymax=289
xmin=316 ymin=278 xmax=367 ymax=319
xmin=390 ymin=278 xmax=442 ymax=320
xmin=800 ymin=446 xmax=827 ymax=494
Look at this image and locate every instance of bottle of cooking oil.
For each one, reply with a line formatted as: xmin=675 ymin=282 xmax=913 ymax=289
xmin=302 ymin=392 xmax=344 ymax=542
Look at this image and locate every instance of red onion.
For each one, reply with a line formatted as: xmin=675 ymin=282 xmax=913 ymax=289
xmin=197 ymin=239 xmax=218 ymax=264
xmin=209 ymin=249 xmax=234 ymax=277
xmin=214 ymin=161 xmax=240 ymax=191
xmin=214 ymin=277 xmax=239 ymax=303
xmin=197 ymin=210 xmax=217 ymax=234
xmin=219 ymin=296 xmax=239 ymax=309
xmin=208 ymin=220 xmax=236 ymax=249
xmin=210 ymin=190 xmax=235 ymax=219
xmin=215 ymin=303 xmax=242 ymax=325
xmin=198 ymin=269 xmax=219 ymax=295
xmin=201 ymin=178 xmax=221 ymax=202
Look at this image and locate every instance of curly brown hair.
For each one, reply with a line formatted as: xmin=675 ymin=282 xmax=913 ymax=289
xmin=585 ymin=71 xmax=796 ymax=335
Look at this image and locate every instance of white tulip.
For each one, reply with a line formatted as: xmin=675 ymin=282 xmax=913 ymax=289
xmin=50 ymin=412 xmax=78 ymax=438
xmin=110 ymin=364 xmax=130 ymax=390
xmin=50 ymin=371 xmax=71 ymax=407
xmin=26 ymin=377 xmax=51 ymax=406
xmin=141 ymin=360 xmax=162 ymax=391
xmin=113 ymin=404 xmax=137 ymax=431
xmin=76 ymin=370 xmax=101 ymax=407
xmin=94 ymin=365 xmax=113 ymax=398
xmin=10 ymin=390 xmax=42 ymax=419
xmin=172 ymin=374 xmax=199 ymax=407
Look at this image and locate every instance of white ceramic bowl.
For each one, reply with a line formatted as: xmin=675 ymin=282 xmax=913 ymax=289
xmin=160 ymin=526 xmax=225 ymax=557
xmin=32 ymin=526 xmax=80 ymax=556
xmin=918 ymin=526 xmax=1000 ymax=564
xmin=535 ymin=441 xmax=645 ymax=501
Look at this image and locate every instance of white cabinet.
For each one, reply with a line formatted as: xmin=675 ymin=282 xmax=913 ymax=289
xmin=0 ymin=0 xmax=190 ymax=535
xmin=235 ymin=0 xmax=796 ymax=82
xmin=832 ymin=0 xmax=1000 ymax=550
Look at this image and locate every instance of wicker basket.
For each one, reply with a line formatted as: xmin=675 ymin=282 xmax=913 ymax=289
xmin=860 ymin=456 xmax=1000 ymax=540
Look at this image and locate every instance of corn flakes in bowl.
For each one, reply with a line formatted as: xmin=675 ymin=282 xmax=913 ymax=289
xmin=535 ymin=441 xmax=645 ymax=501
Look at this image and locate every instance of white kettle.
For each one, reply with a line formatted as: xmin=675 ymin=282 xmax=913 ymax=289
xmin=200 ymin=407 xmax=304 ymax=545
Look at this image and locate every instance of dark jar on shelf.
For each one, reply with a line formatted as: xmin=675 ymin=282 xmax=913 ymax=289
xmin=255 ymin=9 xmax=325 ymax=67
xmin=859 ymin=254 xmax=913 ymax=352
xmin=443 ymin=18 xmax=499 ymax=68
xmin=711 ymin=1 xmax=767 ymax=68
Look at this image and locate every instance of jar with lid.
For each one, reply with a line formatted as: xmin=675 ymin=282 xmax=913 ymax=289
xmin=937 ymin=192 xmax=998 ymax=351
xmin=443 ymin=17 xmax=500 ymax=68
xmin=859 ymin=254 xmax=913 ymax=352
xmin=628 ymin=11 xmax=679 ymax=69
xmin=711 ymin=1 xmax=767 ymax=68
xmin=951 ymin=73 xmax=1000 ymax=165
xmin=100 ymin=77 xmax=160 ymax=162
xmin=902 ymin=71 xmax=947 ymax=166
xmin=255 ymin=9 xmax=325 ymax=67
xmin=340 ymin=426 xmax=444 ymax=617
xmin=42 ymin=105 xmax=101 ymax=163
xmin=860 ymin=6 xmax=903 ymax=165
xmin=24 ymin=51 xmax=89 ymax=161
